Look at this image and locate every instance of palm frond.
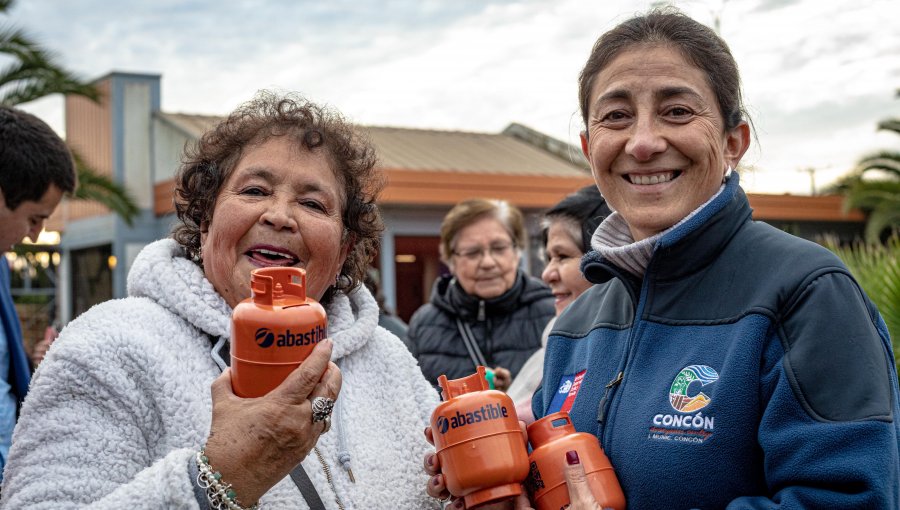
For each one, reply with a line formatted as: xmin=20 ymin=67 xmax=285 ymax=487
xmin=1 ymin=76 xmax=100 ymax=106
xmin=1 ymin=5 xmax=134 ymax=228
xmin=845 ymin=180 xmax=900 ymax=204
xmin=826 ymin=153 xmax=900 ymax=194
xmin=0 ymin=25 xmax=34 ymax=57
xmin=0 ymin=24 xmax=58 ymax=65
xmin=842 ymin=178 xmax=900 ymax=202
xmin=855 ymin=154 xmax=900 ymax=176
xmin=865 ymin=209 xmax=900 ymax=243
xmin=831 ymin=114 xmax=900 ymax=240
xmin=0 ymin=24 xmax=99 ymax=105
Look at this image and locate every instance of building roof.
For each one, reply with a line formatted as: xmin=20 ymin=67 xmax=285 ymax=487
xmin=150 ymin=112 xmax=864 ymax=222
xmin=156 ymin=112 xmax=222 ymax=140
xmin=364 ymin=125 xmax=588 ymax=177
xmin=156 ymin=113 xmax=589 ymax=178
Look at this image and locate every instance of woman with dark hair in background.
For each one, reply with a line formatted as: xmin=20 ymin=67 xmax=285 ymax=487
xmin=506 ymin=185 xmax=611 ymax=423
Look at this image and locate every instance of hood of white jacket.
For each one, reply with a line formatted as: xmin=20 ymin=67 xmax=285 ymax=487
xmin=126 ymin=238 xmax=377 ymax=360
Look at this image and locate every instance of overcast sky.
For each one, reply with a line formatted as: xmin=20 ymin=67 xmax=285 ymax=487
xmin=7 ymin=0 xmax=900 ymax=195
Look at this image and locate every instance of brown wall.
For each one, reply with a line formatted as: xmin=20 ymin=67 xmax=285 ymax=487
xmin=381 ymin=169 xmax=595 ymax=208
xmin=46 ymin=80 xmax=114 ymax=232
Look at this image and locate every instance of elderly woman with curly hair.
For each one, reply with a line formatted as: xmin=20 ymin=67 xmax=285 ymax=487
xmin=0 ymin=93 xmax=440 ymax=509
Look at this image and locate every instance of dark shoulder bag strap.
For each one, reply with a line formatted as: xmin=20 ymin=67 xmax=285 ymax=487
xmin=289 ymin=465 xmax=327 ymax=510
xmin=455 ymin=319 xmax=488 ymax=369
xmin=205 ymin=333 xmax=326 ymax=510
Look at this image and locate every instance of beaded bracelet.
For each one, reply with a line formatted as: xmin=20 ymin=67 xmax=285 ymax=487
xmin=196 ymin=448 xmax=260 ymax=510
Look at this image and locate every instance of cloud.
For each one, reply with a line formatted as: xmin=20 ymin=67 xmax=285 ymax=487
xmin=752 ymin=0 xmax=804 ymax=13
xmin=6 ymin=0 xmax=900 ymax=195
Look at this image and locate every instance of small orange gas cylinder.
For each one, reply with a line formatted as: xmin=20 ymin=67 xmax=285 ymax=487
xmin=230 ymin=267 xmax=327 ymax=398
xmin=526 ymin=411 xmax=625 ymax=510
xmin=430 ymin=366 xmax=530 ymax=508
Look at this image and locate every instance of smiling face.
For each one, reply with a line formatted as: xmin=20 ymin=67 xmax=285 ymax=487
xmin=541 ymin=220 xmax=591 ymax=315
xmin=581 ymin=45 xmax=749 ymax=241
xmin=0 ymin=184 xmax=63 ymax=252
xmin=448 ymin=216 xmax=521 ymax=300
xmin=200 ymin=135 xmax=350 ymax=308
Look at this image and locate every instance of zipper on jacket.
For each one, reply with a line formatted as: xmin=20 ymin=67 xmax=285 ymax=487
xmin=595 ymin=272 xmax=647 ymax=447
xmin=477 ymin=300 xmax=486 ymax=321
xmin=596 ymin=371 xmax=624 ymax=426
xmin=314 ymin=446 xmax=346 ymax=510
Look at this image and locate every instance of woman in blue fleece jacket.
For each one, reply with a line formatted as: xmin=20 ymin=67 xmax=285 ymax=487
xmin=425 ymin=8 xmax=900 ymax=509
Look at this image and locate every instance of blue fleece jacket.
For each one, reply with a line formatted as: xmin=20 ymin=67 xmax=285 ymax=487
xmin=0 ymin=259 xmax=29 ymax=409
xmin=534 ymin=174 xmax=900 ymax=509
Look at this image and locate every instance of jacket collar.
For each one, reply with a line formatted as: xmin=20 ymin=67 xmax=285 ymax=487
xmin=582 ymin=173 xmax=752 ymax=285
xmin=431 ymin=270 xmax=549 ymax=321
xmin=127 ymin=239 xmax=378 ymax=361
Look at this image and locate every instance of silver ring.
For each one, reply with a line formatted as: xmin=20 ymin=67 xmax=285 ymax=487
xmin=321 ymin=415 xmax=332 ymax=434
xmin=311 ymin=396 xmax=335 ymax=423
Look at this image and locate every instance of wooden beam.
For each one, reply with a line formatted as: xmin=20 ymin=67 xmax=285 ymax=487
xmin=747 ymin=193 xmax=864 ymax=222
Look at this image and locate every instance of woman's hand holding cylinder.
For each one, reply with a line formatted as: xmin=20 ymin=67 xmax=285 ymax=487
xmin=204 ymin=338 xmax=341 ymax=506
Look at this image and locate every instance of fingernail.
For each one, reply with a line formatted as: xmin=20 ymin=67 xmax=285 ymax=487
xmin=452 ymin=499 xmax=465 ymax=509
xmin=566 ymin=450 xmax=580 ymax=465
xmin=431 ymin=475 xmax=441 ymax=486
xmin=426 ymin=454 xmax=434 ymax=467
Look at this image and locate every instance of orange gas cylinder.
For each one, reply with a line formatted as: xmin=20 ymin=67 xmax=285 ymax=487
xmin=230 ymin=267 xmax=327 ymax=398
xmin=431 ymin=366 xmax=530 ymax=508
xmin=526 ymin=411 xmax=625 ymax=510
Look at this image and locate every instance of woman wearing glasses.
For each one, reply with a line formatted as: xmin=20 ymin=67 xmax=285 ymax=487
xmin=407 ymin=198 xmax=555 ymax=392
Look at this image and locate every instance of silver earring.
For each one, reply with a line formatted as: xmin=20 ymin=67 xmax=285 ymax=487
xmin=723 ymin=165 xmax=733 ymax=184
xmin=334 ymin=273 xmax=341 ymax=285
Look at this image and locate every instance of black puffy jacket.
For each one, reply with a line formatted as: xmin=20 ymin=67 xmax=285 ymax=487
xmin=407 ymin=271 xmax=555 ymax=390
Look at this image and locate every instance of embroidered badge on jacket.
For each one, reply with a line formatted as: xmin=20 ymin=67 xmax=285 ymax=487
xmin=648 ymin=365 xmax=718 ymax=444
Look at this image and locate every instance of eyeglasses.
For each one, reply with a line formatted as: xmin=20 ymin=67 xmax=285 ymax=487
xmin=452 ymin=242 xmax=515 ymax=263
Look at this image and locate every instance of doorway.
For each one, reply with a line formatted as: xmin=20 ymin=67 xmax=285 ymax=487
xmin=393 ymin=236 xmax=446 ymax=322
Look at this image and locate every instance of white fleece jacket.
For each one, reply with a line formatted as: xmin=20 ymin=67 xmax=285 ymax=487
xmin=1 ymin=239 xmax=441 ymax=509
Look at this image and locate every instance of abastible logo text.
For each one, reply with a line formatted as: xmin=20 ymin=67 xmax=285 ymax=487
xmin=254 ymin=326 xmax=327 ymax=348
xmin=435 ymin=403 xmax=509 ymax=434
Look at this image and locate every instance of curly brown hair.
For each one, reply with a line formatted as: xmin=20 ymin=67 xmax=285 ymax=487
xmin=172 ymin=92 xmax=384 ymax=304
